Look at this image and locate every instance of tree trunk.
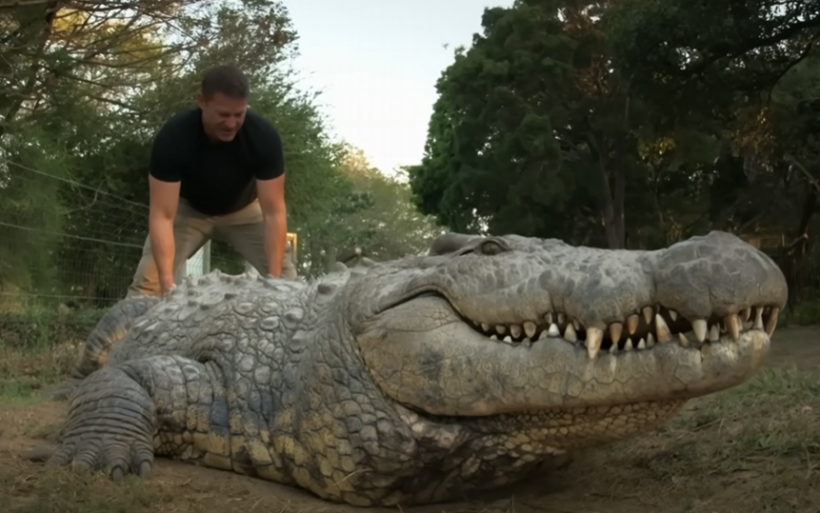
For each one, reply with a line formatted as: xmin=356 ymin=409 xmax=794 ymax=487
xmin=589 ymin=134 xmax=626 ymax=249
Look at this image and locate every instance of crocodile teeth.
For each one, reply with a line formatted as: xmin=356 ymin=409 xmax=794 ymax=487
xmin=510 ymin=324 xmax=522 ymax=338
xmin=523 ymin=321 xmax=537 ymax=339
xmin=655 ymin=314 xmax=672 ymax=343
xmin=692 ymin=319 xmax=707 ymax=342
xmin=586 ymin=327 xmax=603 ymax=359
xmin=765 ymin=308 xmax=779 ymax=336
xmin=754 ymin=306 xmax=764 ymax=330
xmin=724 ymin=314 xmax=740 ymax=341
xmin=478 ymin=302 xmax=779 ymax=351
xmin=609 ymin=322 xmax=623 ymax=345
xmin=626 ymin=314 xmax=639 ymax=334
xmin=564 ymin=324 xmax=578 ymax=342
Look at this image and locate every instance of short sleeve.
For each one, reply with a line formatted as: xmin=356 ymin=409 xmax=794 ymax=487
xmin=149 ymin=122 xmax=182 ymax=182
xmin=254 ymin=120 xmax=285 ymax=181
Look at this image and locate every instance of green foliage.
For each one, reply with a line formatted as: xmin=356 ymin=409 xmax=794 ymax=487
xmin=782 ymin=300 xmax=820 ymax=326
xmin=604 ymin=0 xmax=820 ymax=107
xmin=409 ymin=0 xmax=653 ymax=247
xmin=410 ymin=0 xmax=820 ymax=251
xmin=334 ymin=148 xmax=444 ymax=260
xmin=0 ymin=123 xmax=73 ymax=293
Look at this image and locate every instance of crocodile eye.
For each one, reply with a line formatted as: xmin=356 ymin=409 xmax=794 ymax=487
xmin=480 ymin=240 xmax=504 ymax=255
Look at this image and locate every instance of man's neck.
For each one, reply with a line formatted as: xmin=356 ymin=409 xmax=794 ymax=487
xmin=199 ymin=110 xmax=225 ymax=144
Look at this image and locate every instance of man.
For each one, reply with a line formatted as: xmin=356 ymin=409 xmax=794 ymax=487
xmin=126 ymin=64 xmax=296 ymax=297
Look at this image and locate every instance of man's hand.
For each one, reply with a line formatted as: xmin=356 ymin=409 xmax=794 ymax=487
xmin=257 ymin=175 xmax=287 ymax=278
xmin=160 ymin=276 xmax=176 ymax=295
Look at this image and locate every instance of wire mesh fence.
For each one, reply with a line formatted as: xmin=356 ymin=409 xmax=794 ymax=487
xmin=0 ymin=159 xmax=246 ymax=348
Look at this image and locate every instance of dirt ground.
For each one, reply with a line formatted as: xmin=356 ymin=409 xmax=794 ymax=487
xmin=1 ymin=326 xmax=819 ymax=513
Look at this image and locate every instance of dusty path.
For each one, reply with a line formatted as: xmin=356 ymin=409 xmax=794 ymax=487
xmin=1 ymin=326 xmax=818 ymax=513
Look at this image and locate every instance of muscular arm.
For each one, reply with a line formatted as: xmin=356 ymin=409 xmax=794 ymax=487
xmin=257 ymin=176 xmax=287 ymax=277
xmin=255 ymin=119 xmax=288 ymax=278
xmin=148 ymin=124 xmax=182 ymax=292
xmin=148 ymin=176 xmax=180 ymax=290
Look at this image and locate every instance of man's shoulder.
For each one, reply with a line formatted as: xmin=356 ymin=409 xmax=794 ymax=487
xmin=151 ymin=108 xmax=200 ymax=169
xmin=156 ymin=107 xmax=200 ymax=144
xmin=242 ymin=108 xmax=281 ymax=139
xmin=240 ymin=109 xmax=285 ymax=178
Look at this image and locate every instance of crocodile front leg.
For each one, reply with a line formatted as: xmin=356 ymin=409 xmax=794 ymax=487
xmin=51 ymin=295 xmax=161 ymax=401
xmin=47 ymin=354 xmax=236 ymax=480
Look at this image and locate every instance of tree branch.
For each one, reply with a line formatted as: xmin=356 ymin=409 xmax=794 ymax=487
xmin=784 ymin=154 xmax=820 ymax=196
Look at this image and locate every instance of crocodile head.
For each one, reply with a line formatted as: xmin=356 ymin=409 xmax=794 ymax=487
xmin=330 ymin=230 xmax=786 ymax=504
xmin=352 ymin=230 xmax=787 ymax=413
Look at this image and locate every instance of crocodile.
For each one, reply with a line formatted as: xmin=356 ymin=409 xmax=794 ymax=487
xmin=35 ymin=230 xmax=787 ymax=507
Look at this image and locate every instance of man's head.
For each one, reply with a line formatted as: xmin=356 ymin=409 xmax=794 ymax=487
xmin=197 ymin=64 xmax=250 ymax=143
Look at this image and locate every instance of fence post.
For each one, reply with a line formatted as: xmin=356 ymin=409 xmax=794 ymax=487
xmin=202 ymin=239 xmax=211 ymax=274
xmin=179 ymin=240 xmax=212 ymax=280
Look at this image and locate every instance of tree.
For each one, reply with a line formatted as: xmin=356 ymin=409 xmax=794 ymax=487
xmin=335 ymin=145 xmax=444 ymax=260
xmin=409 ymin=0 xmax=820 ymax=256
xmin=602 ymin=0 xmax=820 ymax=303
xmin=408 ymin=0 xmax=655 ymax=248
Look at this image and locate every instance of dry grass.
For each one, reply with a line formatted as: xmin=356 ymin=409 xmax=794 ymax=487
xmin=1 ymin=466 xmax=177 ymax=513
xmin=581 ymin=365 xmax=820 ymax=513
xmin=1 ymin=328 xmax=819 ymax=513
xmin=0 ymin=342 xmax=79 ymax=403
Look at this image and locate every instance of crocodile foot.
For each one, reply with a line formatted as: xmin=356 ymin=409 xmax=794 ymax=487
xmin=44 ymin=366 xmax=157 ymax=480
xmin=48 ymin=429 xmax=154 ymax=481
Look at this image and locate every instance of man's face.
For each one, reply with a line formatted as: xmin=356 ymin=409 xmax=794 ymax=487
xmin=197 ymin=91 xmax=247 ymax=142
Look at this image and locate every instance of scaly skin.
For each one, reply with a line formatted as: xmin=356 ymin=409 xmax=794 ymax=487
xmin=38 ymin=231 xmax=787 ymax=507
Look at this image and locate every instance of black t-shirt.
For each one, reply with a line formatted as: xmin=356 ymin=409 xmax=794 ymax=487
xmin=149 ymin=107 xmax=285 ymax=216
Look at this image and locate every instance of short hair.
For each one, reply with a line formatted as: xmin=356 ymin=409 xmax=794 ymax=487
xmin=200 ymin=64 xmax=250 ymax=100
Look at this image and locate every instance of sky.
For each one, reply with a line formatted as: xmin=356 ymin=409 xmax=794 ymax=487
xmin=283 ymin=0 xmax=514 ymax=175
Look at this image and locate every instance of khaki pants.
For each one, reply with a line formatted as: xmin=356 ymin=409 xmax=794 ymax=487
xmin=126 ymin=198 xmax=296 ymax=297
